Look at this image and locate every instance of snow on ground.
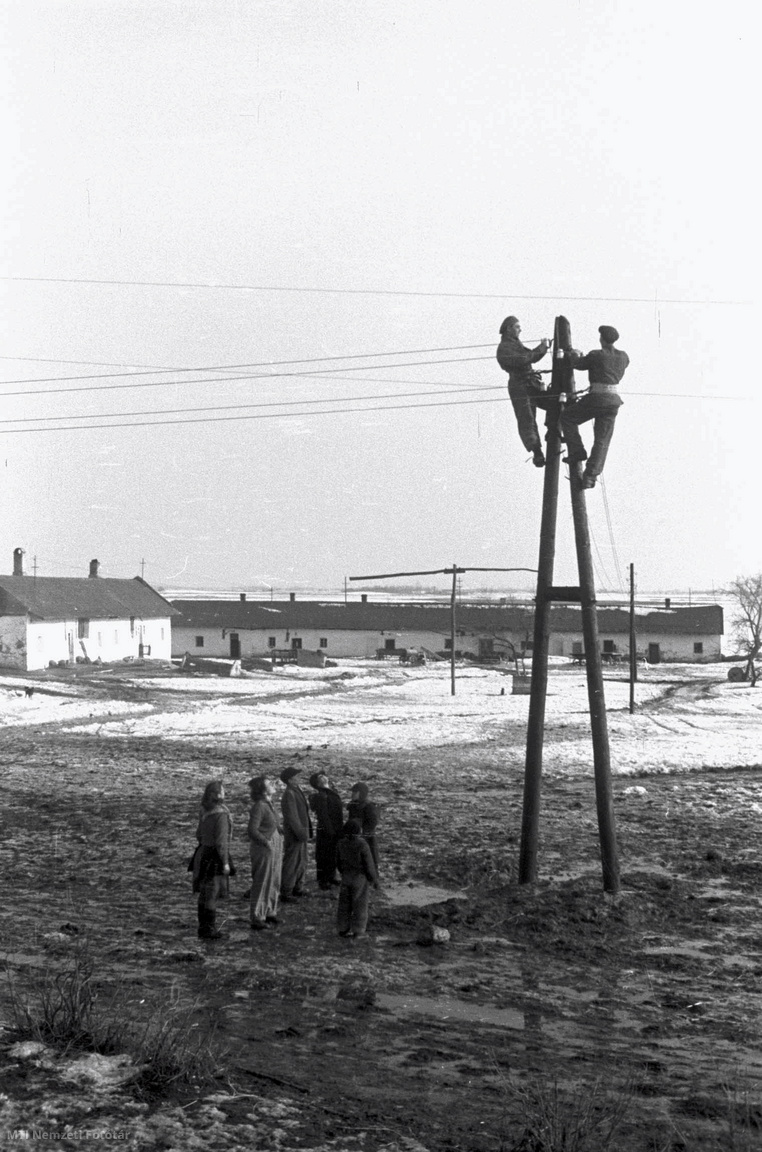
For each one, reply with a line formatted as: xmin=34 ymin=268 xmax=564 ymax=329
xmin=1 ymin=661 xmax=759 ymax=775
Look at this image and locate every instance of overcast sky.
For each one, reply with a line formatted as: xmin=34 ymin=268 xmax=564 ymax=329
xmin=0 ymin=0 xmax=757 ymax=599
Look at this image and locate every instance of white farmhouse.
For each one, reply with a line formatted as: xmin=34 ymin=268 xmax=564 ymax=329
xmin=171 ymin=596 xmax=723 ymax=665
xmin=0 ymin=550 xmax=177 ymax=671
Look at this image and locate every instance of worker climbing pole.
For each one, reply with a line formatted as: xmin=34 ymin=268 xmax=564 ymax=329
xmin=518 ymin=316 xmax=620 ymax=894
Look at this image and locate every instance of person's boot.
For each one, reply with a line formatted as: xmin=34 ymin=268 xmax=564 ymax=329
xmin=198 ymin=909 xmax=223 ymax=940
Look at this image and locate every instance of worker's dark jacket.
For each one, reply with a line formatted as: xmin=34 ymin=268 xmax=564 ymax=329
xmin=570 ymin=346 xmax=629 ymax=393
xmin=309 ymin=787 xmax=344 ymax=837
xmin=336 ymin=835 xmax=378 ymax=885
xmin=281 ymin=784 xmax=313 ymax=842
xmin=347 ymin=799 xmax=379 ymax=840
xmin=496 ymin=335 xmax=548 ymax=397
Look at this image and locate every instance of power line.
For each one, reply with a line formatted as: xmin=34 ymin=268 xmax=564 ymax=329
xmin=1 ymin=274 xmax=750 ymax=306
xmin=0 ymin=383 xmax=503 ymax=426
xmin=600 ymin=478 xmax=625 ymax=592
xmin=0 ymin=393 xmax=507 ymax=435
xmin=0 ymin=343 xmax=495 ymax=386
xmin=0 ymin=354 xmax=495 ymax=398
xmin=0 ymin=379 xmax=752 ymax=433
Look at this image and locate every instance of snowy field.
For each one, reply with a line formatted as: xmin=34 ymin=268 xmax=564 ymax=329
xmin=1 ymin=659 xmax=759 ymax=776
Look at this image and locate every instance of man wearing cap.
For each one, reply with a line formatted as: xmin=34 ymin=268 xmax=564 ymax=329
xmin=560 ymin=325 xmax=629 ymax=489
xmin=279 ymin=766 xmax=313 ymax=901
xmin=496 ymin=316 xmax=551 ymax=467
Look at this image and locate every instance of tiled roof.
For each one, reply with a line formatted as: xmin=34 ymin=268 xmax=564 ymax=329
xmin=0 ymin=576 xmax=178 ymax=621
xmin=171 ymin=600 xmax=723 ymax=636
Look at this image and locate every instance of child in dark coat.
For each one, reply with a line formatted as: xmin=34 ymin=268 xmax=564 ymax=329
xmin=336 ymin=818 xmax=378 ymax=938
xmin=347 ymin=781 xmax=380 ymax=871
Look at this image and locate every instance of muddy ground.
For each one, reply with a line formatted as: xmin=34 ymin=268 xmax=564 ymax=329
xmin=0 ymin=662 xmax=761 ymax=1151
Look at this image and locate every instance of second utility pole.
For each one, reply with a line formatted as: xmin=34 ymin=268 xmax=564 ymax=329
xmin=518 ymin=316 xmax=620 ymax=894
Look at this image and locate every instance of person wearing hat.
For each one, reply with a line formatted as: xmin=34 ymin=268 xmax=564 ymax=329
xmin=308 ymin=772 xmax=344 ymax=890
xmin=559 ymin=326 xmax=629 ymax=489
xmin=279 ymin=765 xmax=313 ymax=901
xmin=496 ymin=316 xmax=551 ymax=467
xmin=246 ymin=775 xmax=283 ymax=930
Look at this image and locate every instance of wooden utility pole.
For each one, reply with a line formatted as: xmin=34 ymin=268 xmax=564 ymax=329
xmin=629 ymin=563 xmax=637 ymax=714
xmin=349 ymin=566 xmax=537 ymax=694
xmin=519 ymin=316 xmax=620 ymax=894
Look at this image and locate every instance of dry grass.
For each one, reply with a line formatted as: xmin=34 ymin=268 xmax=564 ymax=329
xmin=4 ymin=941 xmax=226 ymax=1098
xmin=499 ymin=1070 xmax=634 ymax=1152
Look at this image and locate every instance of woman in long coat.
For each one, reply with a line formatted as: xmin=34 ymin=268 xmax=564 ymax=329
xmin=247 ymin=775 xmax=284 ymax=930
xmin=192 ymin=780 xmax=233 ymax=940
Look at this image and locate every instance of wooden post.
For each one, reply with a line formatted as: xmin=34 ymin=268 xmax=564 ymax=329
xmin=450 ymin=565 xmax=457 ymax=696
xmin=519 ymin=316 xmax=572 ymax=884
xmin=568 ymin=469 xmax=621 ymax=894
xmin=629 ymin=562 xmax=636 ymax=714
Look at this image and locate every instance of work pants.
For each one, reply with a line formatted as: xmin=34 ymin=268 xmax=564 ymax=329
xmin=337 ymin=874 xmax=372 ymax=936
xmin=560 ymin=392 xmax=622 ymax=477
xmin=315 ymin=830 xmax=339 ymax=888
xmin=281 ymin=831 xmax=308 ymax=897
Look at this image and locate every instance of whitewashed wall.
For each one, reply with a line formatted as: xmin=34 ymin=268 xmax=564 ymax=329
xmin=0 ymin=615 xmax=174 ymax=671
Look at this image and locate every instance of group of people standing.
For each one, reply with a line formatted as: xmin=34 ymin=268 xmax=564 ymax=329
xmin=191 ymin=768 xmax=380 ymax=942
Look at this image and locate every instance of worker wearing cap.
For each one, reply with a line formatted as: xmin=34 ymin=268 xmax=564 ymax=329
xmin=496 ymin=316 xmax=551 ymax=467
xmin=560 ymin=325 xmax=629 ymax=489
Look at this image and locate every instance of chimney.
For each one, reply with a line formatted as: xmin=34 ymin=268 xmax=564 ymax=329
xmin=89 ymin=559 xmax=100 ymax=578
xmin=13 ymin=548 xmax=24 ymax=576
xmin=240 ymin=593 xmax=247 ymax=602
xmin=664 ymin=597 xmax=671 ymax=609
xmin=361 ymin=594 xmax=368 ymax=603
xmin=289 ymin=592 xmax=296 ymax=602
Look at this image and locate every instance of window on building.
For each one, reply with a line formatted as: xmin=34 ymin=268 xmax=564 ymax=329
xmin=694 ymin=642 xmax=703 ymax=655
xmin=268 ymin=636 xmax=277 ymax=648
xmin=195 ymin=636 xmax=204 ymax=648
xmin=77 ymin=619 xmax=90 ymax=639
xmin=521 ymin=639 xmax=534 ymax=652
xmin=319 ymin=638 xmax=328 ymax=648
xmin=444 ymin=638 xmax=453 ymax=650
xmin=602 ymin=640 xmax=616 ymax=654
xmin=291 ymin=637 xmax=302 ymax=650
xmin=160 ymin=628 xmax=165 ymax=641
xmin=384 ymin=638 xmax=396 ymax=651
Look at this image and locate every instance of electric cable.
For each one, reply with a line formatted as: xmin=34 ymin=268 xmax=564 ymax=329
xmin=599 ymin=477 xmax=626 ymax=592
xmin=1 ymin=274 xmax=749 ymax=306
xmin=0 ymin=343 xmax=496 ymax=386
xmin=0 ymin=392 xmax=508 ymax=435
xmin=0 ymin=383 xmax=503 ymax=426
xmin=0 ymin=355 xmax=495 ymax=397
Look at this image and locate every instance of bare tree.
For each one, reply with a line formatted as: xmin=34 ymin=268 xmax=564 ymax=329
xmin=727 ymin=574 xmax=762 ymax=686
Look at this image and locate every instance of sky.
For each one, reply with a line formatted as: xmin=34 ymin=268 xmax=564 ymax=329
xmin=0 ymin=0 xmax=758 ymax=600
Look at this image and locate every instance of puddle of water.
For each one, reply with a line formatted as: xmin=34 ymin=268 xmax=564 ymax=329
xmin=381 ymin=883 xmax=468 ymax=908
xmin=376 ymin=992 xmax=524 ymax=1030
